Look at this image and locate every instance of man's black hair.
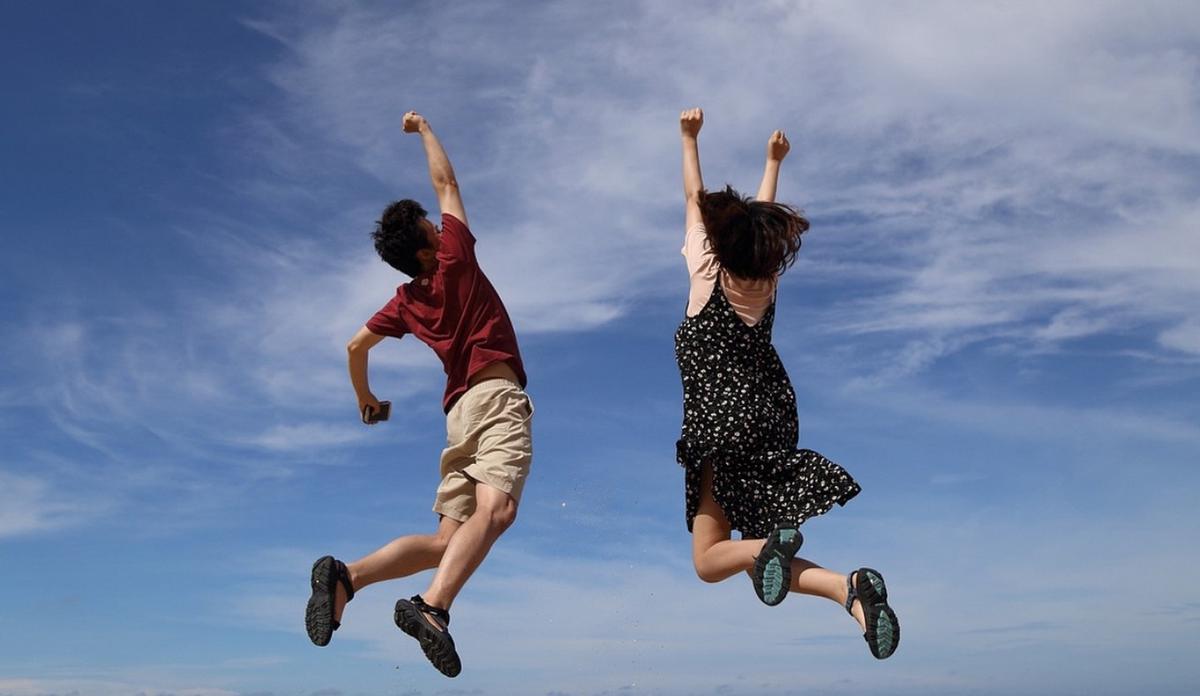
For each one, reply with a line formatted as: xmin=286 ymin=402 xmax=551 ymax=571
xmin=373 ymin=199 xmax=430 ymax=277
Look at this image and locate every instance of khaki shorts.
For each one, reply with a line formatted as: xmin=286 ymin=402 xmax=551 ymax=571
xmin=434 ymin=378 xmax=533 ymax=521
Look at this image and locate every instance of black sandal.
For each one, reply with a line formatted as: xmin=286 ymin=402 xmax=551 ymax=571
xmin=845 ymin=567 xmax=899 ymax=659
xmin=753 ymin=525 xmax=804 ymax=606
xmin=305 ymin=555 xmax=354 ymax=647
xmin=394 ymin=595 xmax=462 ymax=678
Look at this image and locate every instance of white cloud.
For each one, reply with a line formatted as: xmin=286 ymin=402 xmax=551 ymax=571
xmin=0 ymin=471 xmax=99 ymax=538
xmin=241 ymin=422 xmax=369 ymax=451
xmin=1159 ymin=320 xmax=1200 ymax=355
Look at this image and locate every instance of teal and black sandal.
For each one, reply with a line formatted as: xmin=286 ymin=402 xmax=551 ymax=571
xmin=305 ymin=555 xmax=355 ymax=646
xmin=753 ymin=525 xmax=805 ymax=606
xmin=395 ymin=595 xmax=462 ymax=678
xmin=845 ymin=567 xmax=899 ymax=659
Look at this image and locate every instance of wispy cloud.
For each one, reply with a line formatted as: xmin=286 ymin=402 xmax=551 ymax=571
xmin=239 ymin=422 xmax=370 ymax=452
xmin=0 ymin=471 xmax=101 ymax=538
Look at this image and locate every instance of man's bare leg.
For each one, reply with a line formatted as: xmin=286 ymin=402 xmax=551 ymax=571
xmin=418 ymin=481 xmax=517 ymax=623
xmin=332 ymin=516 xmax=462 ymax=624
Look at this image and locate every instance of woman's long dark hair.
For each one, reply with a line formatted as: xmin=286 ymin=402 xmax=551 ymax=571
xmin=699 ymin=185 xmax=809 ymax=280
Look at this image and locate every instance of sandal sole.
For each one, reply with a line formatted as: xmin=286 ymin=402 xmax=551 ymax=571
xmin=753 ymin=527 xmax=804 ymax=606
xmin=305 ymin=555 xmax=337 ymax=646
xmin=395 ymin=599 xmax=462 ymax=678
xmin=855 ymin=567 xmax=899 ymax=659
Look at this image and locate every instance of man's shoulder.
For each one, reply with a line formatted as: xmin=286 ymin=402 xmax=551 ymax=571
xmin=366 ymin=286 xmax=414 ymax=337
xmin=391 ymin=282 xmax=420 ymax=302
xmin=440 ymin=213 xmax=476 ymax=248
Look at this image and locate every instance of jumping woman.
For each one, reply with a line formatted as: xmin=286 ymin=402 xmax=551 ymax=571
xmin=675 ymin=107 xmax=898 ymax=659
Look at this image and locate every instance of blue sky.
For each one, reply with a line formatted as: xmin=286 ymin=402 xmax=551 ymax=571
xmin=2 ymin=1 xmax=1199 ymax=694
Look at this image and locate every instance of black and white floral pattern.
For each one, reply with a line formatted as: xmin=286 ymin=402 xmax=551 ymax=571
xmin=675 ymin=279 xmax=861 ymax=539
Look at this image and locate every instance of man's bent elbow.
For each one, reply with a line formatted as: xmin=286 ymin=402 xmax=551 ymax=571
xmin=348 ymin=328 xmax=385 ymax=355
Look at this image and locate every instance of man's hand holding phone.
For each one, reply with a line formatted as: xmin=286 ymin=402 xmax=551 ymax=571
xmin=359 ymin=393 xmax=391 ymax=424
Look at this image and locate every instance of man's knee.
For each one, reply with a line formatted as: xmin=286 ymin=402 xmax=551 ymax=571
xmin=476 ymin=497 xmax=517 ymax=532
xmin=431 ymin=530 xmax=455 ymax=555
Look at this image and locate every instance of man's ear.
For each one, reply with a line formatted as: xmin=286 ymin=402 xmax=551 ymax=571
xmin=416 ymin=247 xmax=436 ymax=264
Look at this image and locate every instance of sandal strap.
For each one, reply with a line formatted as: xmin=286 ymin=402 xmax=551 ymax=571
xmin=411 ymin=594 xmax=451 ymax=626
xmin=844 ymin=573 xmax=858 ymax=615
xmin=335 ymin=560 xmax=355 ymax=602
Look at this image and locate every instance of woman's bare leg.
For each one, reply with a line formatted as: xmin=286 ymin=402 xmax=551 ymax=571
xmin=692 ymin=464 xmax=767 ymax=582
xmin=788 ymin=560 xmax=866 ymax=630
xmin=691 ymin=464 xmax=870 ymax=630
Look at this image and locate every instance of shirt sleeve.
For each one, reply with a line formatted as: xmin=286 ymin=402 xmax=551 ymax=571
xmin=438 ymin=213 xmax=477 ymax=265
xmin=682 ymin=222 xmax=718 ymax=280
xmin=365 ymin=293 xmax=408 ymax=338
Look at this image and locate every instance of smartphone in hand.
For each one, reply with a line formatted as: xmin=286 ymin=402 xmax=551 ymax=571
xmin=362 ymin=401 xmax=391 ymax=424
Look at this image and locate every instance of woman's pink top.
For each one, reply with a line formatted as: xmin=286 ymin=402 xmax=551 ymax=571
xmin=683 ymin=223 xmax=777 ymax=325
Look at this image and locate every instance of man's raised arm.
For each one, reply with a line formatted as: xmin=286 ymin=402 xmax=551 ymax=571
xmin=403 ymin=111 xmax=467 ymax=226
